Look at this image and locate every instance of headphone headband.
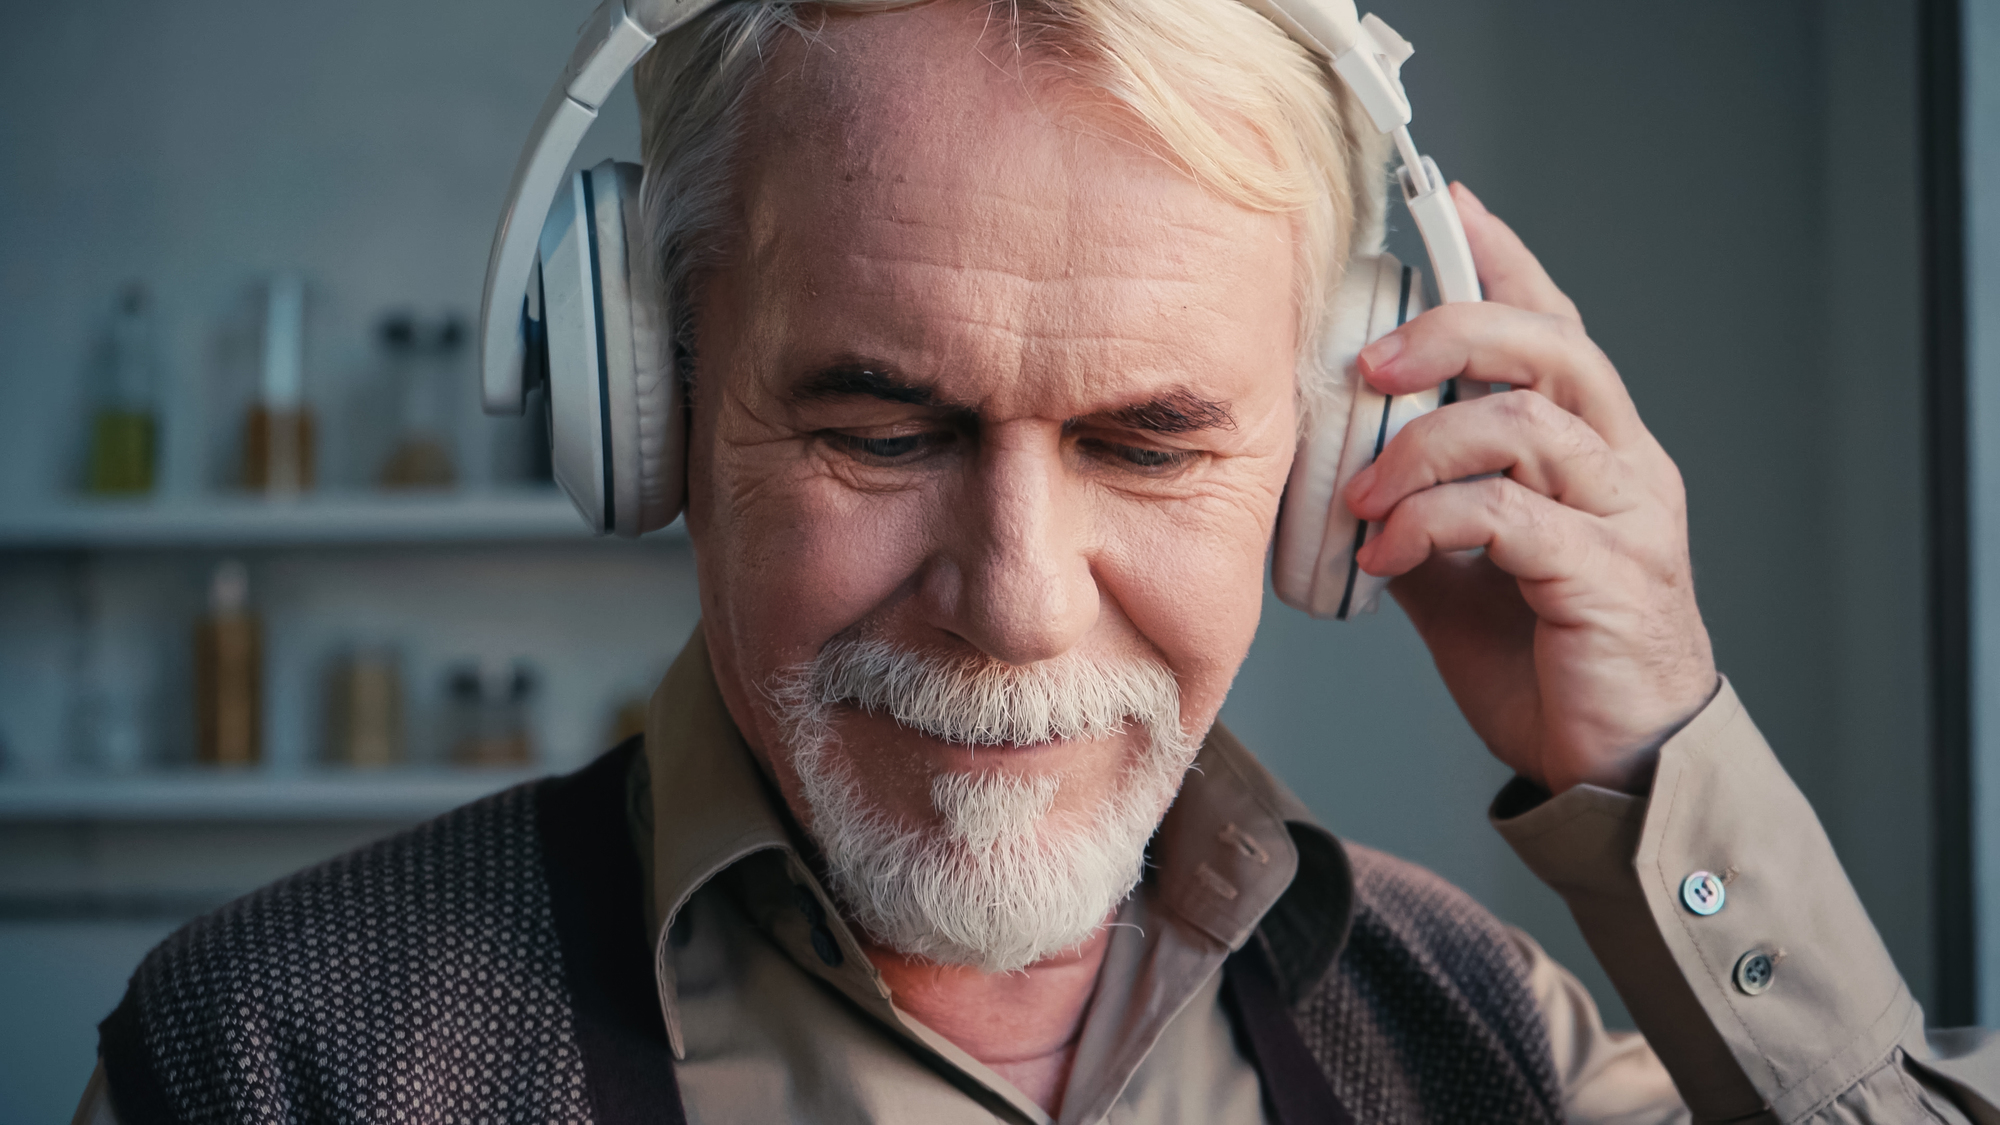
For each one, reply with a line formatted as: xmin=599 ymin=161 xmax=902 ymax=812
xmin=478 ymin=0 xmax=1461 ymax=414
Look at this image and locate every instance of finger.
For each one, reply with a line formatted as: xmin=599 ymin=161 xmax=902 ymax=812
xmin=1355 ymin=476 xmax=1606 ymax=589
xmin=1452 ymin=184 xmax=1581 ymax=322
xmin=1358 ymin=301 xmax=1649 ymax=450
xmin=1346 ymin=390 xmax=1641 ymax=521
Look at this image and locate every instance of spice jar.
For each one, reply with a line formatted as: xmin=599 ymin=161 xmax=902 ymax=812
xmin=444 ymin=658 xmax=536 ymax=767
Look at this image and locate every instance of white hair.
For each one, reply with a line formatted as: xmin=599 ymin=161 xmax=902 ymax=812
xmin=633 ymin=0 xmax=1389 ymax=431
xmin=768 ymin=638 xmax=1201 ymax=972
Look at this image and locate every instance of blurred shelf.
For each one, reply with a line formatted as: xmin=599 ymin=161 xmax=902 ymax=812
xmin=0 ymin=768 xmax=548 ymax=821
xmin=0 ymin=491 xmax=684 ymax=549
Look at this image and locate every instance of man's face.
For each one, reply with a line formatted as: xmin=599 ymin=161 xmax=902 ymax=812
xmin=686 ymin=3 xmax=1299 ymax=906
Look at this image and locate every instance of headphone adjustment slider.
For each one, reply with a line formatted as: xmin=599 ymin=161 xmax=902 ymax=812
xmin=1332 ymin=13 xmax=1414 ymax=135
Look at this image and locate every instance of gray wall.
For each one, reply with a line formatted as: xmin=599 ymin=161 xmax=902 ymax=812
xmin=0 ymin=0 xmax=1939 ymax=1119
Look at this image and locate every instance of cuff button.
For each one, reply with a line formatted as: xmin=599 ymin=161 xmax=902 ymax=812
xmin=1734 ymin=950 xmax=1776 ymax=995
xmin=1681 ymin=870 xmax=1726 ymax=916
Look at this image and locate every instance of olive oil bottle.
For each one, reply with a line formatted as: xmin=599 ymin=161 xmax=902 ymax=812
xmin=85 ymin=283 xmax=158 ymax=495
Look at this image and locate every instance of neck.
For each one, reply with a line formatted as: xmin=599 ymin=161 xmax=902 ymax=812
xmin=863 ymin=922 xmax=1114 ymax=1117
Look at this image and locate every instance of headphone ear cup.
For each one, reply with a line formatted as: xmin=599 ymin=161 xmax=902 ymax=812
xmin=1272 ymin=253 xmax=1438 ymax=619
xmin=538 ymin=160 xmax=684 ymax=538
xmin=538 ymin=165 xmax=614 ymax=534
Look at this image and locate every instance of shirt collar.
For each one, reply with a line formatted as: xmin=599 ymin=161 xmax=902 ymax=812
xmin=643 ymin=629 xmax=794 ymax=940
xmin=639 ymin=628 xmax=1358 ymax=1049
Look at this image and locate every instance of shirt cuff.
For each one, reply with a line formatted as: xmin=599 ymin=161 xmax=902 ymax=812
xmin=1491 ymin=678 xmax=1919 ymax=1123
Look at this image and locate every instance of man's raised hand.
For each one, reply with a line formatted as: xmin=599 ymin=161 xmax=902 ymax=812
xmin=1342 ymin=183 xmax=1719 ymax=796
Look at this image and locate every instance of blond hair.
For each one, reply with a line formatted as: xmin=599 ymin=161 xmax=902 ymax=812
xmin=633 ymin=0 xmax=1387 ymax=428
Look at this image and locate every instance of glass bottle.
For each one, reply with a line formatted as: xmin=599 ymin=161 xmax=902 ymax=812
xmin=195 ymin=560 xmax=261 ymax=766
xmin=377 ymin=314 xmax=461 ymax=490
xmin=242 ymin=275 xmax=316 ymax=494
xmin=85 ymin=283 xmax=159 ymax=495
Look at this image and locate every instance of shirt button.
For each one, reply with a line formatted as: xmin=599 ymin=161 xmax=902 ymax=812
xmin=1734 ymin=950 xmax=1776 ymax=995
xmin=792 ymin=884 xmax=827 ymax=926
xmin=1681 ymin=870 xmax=1726 ymax=916
xmin=811 ymin=925 xmax=844 ymax=968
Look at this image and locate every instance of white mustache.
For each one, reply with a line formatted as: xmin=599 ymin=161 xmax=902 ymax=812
xmin=793 ymin=637 xmax=1183 ymax=748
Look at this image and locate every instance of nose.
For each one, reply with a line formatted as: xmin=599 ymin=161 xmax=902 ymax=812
xmin=926 ymin=426 xmax=1099 ymax=666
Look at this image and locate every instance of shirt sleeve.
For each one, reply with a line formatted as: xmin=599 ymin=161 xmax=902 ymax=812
xmin=1491 ymin=678 xmax=1992 ymax=1124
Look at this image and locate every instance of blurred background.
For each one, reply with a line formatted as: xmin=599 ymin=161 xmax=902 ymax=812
xmin=0 ymin=0 xmax=1993 ymax=1118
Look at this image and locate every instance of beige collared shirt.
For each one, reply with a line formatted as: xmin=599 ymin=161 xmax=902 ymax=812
xmin=75 ymin=632 xmax=2000 ymax=1124
xmin=637 ymin=633 xmax=1298 ymax=1125
xmin=630 ymin=634 xmax=2000 ymax=1125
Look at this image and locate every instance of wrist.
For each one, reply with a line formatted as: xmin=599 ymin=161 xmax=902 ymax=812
xmin=1554 ymin=674 xmax=1723 ymax=796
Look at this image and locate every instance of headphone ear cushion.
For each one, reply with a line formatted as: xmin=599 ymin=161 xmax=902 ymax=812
xmin=537 ymin=160 xmax=686 ymax=538
xmin=1272 ymin=253 xmax=1436 ymax=619
xmin=1272 ymin=253 xmax=1400 ymax=615
xmin=613 ymin=163 xmax=686 ymax=535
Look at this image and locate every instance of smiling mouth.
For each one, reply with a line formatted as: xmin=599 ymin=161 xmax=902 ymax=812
xmin=834 ymin=703 xmax=1122 ymax=755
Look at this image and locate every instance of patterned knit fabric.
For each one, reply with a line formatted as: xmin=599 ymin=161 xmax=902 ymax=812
xmin=103 ymin=749 xmax=1559 ymax=1124
xmin=101 ymin=783 xmax=593 ymax=1123
xmin=1294 ymin=843 xmax=1564 ymax=1124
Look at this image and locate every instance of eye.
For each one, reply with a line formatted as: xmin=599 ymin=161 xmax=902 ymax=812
xmin=1114 ymin=446 xmax=1187 ymax=469
xmin=1079 ymin=437 xmax=1196 ymax=474
xmin=825 ymin=431 xmax=950 ymax=464
xmin=853 ymin=435 xmax=925 ymax=458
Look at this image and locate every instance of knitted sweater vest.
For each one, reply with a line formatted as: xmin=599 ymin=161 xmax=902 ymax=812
xmin=99 ymin=742 xmax=1561 ymax=1124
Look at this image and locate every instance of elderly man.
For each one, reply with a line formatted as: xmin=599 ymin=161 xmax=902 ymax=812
xmin=80 ymin=0 xmax=1998 ymax=1122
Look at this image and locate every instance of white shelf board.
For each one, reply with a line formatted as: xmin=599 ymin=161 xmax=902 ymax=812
xmin=0 ymin=491 xmax=642 ymax=548
xmin=0 ymin=768 xmax=549 ymax=821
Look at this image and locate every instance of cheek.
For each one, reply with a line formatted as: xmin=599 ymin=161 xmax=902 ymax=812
xmin=688 ymin=278 xmax=934 ymax=685
xmin=1095 ymin=463 xmax=1287 ymax=732
xmin=696 ymin=441 xmax=943 ymax=679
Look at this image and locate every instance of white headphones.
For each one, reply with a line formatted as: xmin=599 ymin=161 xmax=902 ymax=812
xmin=479 ymin=0 xmax=1480 ymax=619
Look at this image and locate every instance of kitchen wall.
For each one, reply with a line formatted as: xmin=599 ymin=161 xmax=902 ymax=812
xmin=0 ymin=0 xmax=1939 ymax=1119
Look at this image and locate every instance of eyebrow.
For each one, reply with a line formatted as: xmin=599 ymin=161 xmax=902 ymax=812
xmin=793 ymin=362 xmax=1236 ymax=435
xmin=794 ymin=363 xmax=945 ymax=407
xmin=1094 ymin=391 xmax=1236 ymax=435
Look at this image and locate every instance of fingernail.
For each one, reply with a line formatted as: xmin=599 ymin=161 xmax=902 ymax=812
xmin=1358 ymin=333 xmax=1403 ymax=375
xmin=1455 ymin=183 xmax=1488 ymax=214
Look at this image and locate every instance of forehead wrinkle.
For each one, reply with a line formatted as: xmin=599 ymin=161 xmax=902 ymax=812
xmin=782 ymin=253 xmax=1269 ymax=415
xmin=796 ymin=275 xmax=1244 ymax=376
xmin=849 ymin=177 xmax=1256 ymax=242
xmin=832 ymin=252 xmax=1246 ymax=310
xmin=735 ymin=31 xmax=1284 ymax=318
xmin=744 ymin=61 xmax=1262 ymax=283
xmin=828 ymin=181 xmax=1266 ymax=294
xmin=783 ymin=310 xmax=1240 ymax=425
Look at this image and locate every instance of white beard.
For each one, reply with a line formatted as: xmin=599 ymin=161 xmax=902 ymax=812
xmin=767 ymin=638 xmax=1201 ymax=974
